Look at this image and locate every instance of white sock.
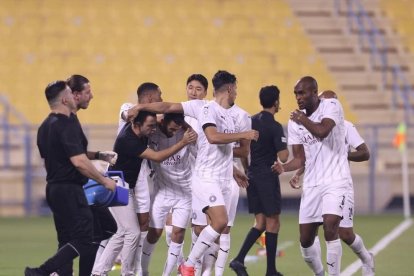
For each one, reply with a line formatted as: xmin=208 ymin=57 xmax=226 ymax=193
xmin=191 ymin=228 xmax=198 ymax=250
xmin=136 ymin=231 xmax=148 ymax=274
xmin=178 ymin=241 xmax=185 ymax=266
xmin=201 ymin=242 xmax=219 ymax=276
xmin=349 ymin=234 xmax=371 ymax=264
xmin=93 ymin=238 xmax=109 ymax=267
xmin=140 ymin=238 xmax=156 ymax=275
xmin=301 ymin=241 xmax=324 ymax=275
xmin=165 ymin=225 xmax=173 ymax=246
xmin=163 ymin=241 xmax=182 ymax=276
xmin=215 ymin=234 xmax=230 ymax=276
xmin=185 ymin=225 xmax=220 ymax=267
xmin=326 ymin=239 xmax=342 ymax=276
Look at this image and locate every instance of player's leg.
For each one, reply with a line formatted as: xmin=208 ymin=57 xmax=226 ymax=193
xmin=163 ymin=198 xmax=191 ymax=276
xmin=339 ymin=190 xmax=374 ymax=275
xmin=299 ymin=186 xmax=324 ymax=276
xmin=230 ymin=179 xmax=264 ymax=276
xmin=321 ymin=184 xmax=348 ymax=276
xmin=141 ymin=194 xmax=171 ymax=276
xmin=191 ymin=191 xmax=208 ymax=275
xmin=182 ymin=177 xmax=227 ymax=274
xmin=165 ymin=212 xmax=173 ymax=245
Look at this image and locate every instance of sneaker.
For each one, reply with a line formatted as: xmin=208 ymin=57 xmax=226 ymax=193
xmin=178 ymin=263 xmax=195 ymax=276
xmin=229 ymin=259 xmax=249 ymax=276
xmin=24 ymin=267 xmax=48 ymax=276
xmin=362 ymin=252 xmax=375 ymax=276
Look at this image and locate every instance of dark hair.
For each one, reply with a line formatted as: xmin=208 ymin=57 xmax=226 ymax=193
xmin=136 ymin=82 xmax=159 ymax=99
xmin=66 ymin=74 xmax=89 ymax=93
xmin=212 ymin=70 xmax=237 ymax=92
xmin=187 ymin=74 xmax=208 ymax=90
xmin=133 ymin=111 xmax=156 ymax=125
xmin=45 ymin=80 xmax=67 ymax=104
xmin=163 ymin=113 xmax=185 ymax=126
xmin=259 ymin=85 xmax=280 ymax=108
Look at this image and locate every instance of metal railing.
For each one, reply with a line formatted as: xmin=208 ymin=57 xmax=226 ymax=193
xmin=0 ymin=95 xmax=33 ymax=215
xmin=335 ymin=0 xmax=413 ymax=123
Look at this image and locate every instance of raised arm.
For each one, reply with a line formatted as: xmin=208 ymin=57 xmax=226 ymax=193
xmin=204 ymin=126 xmax=259 ymax=144
xmin=291 ymin=110 xmax=335 ymax=139
xmin=126 ymin=102 xmax=184 ymax=121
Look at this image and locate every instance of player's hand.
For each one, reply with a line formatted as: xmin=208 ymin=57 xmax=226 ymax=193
xmin=126 ymin=105 xmax=141 ymax=122
xmin=289 ymin=174 xmax=302 ymax=189
xmin=271 ymin=160 xmax=284 ymax=175
xmin=181 ymin=128 xmax=198 ymax=145
xmin=233 ymin=167 xmax=249 ymax=188
xmin=103 ymin=177 xmax=116 ymax=192
xmin=99 ymin=151 xmax=118 ymax=165
xmin=290 ymin=109 xmax=305 ymax=124
xmin=243 ymin=130 xmax=259 ymax=141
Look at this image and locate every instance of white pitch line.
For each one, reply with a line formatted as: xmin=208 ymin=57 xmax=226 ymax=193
xmin=341 ymin=218 xmax=413 ymax=276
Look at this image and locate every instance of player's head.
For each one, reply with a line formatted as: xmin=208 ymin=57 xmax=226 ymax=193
xmin=259 ymin=85 xmax=281 ymax=112
xmin=186 ymin=74 xmax=208 ymax=100
xmin=137 ymin=82 xmax=162 ymax=104
xmin=212 ymin=70 xmax=237 ymax=105
xmin=66 ymin=74 xmax=92 ymax=110
xmin=133 ymin=111 xmax=157 ymax=137
xmin=160 ymin=113 xmax=186 ymax=138
xmin=319 ymin=90 xmax=338 ymax=99
xmin=45 ymin=80 xmax=76 ymax=111
xmin=294 ymin=76 xmax=319 ymax=110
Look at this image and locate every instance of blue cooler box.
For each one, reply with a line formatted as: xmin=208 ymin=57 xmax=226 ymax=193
xmin=83 ymin=171 xmax=129 ymax=207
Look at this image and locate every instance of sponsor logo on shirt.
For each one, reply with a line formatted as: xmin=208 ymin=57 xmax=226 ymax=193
xmin=162 ymin=154 xmax=182 ymax=166
xmin=300 ymin=133 xmax=320 ymax=145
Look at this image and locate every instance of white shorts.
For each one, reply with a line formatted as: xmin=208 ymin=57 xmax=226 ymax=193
xmin=134 ymin=160 xmax=152 ymax=214
xmin=149 ymin=193 xmax=191 ymax=229
xmin=225 ymin=179 xmax=240 ymax=227
xmin=299 ymin=182 xmax=349 ymax=224
xmin=191 ymin=173 xmax=230 ymax=226
xmin=339 ymin=187 xmax=354 ymax=228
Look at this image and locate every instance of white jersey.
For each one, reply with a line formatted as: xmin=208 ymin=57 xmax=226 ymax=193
xmin=228 ymin=104 xmax=251 ymax=170
xmin=184 ymin=100 xmax=208 ymax=164
xmin=288 ymin=98 xmax=351 ymax=187
xmin=182 ymin=99 xmax=235 ymax=180
xmin=117 ymin=103 xmax=134 ymax=134
xmin=149 ymin=126 xmax=193 ymax=198
xmin=344 ymin=120 xmax=364 ymax=151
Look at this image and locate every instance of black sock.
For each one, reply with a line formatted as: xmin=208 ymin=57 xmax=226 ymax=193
xmin=265 ymin=232 xmax=278 ymax=275
xmin=235 ymin=227 xmax=263 ymax=263
xmin=39 ymin=244 xmax=79 ymax=274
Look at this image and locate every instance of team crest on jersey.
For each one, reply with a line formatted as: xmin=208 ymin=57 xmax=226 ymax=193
xmin=209 ymin=195 xmax=217 ymax=203
xmin=192 ymin=212 xmax=197 ymax=220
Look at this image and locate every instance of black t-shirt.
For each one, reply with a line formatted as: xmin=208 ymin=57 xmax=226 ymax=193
xmin=248 ymin=111 xmax=287 ymax=174
xmin=37 ymin=113 xmax=88 ymax=186
xmin=111 ymin=122 xmax=148 ymax=188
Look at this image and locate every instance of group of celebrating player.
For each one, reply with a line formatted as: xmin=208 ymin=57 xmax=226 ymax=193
xmin=26 ymin=70 xmax=375 ymax=276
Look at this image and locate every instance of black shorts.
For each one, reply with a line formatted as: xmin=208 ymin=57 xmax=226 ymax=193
xmin=246 ymin=171 xmax=281 ymax=216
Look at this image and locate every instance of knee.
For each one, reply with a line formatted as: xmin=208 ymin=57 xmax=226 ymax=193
xmin=300 ymin=236 xmax=315 ymax=248
xmin=211 ymin=217 xmax=228 ymax=233
xmin=323 ymin=224 xmax=339 ymax=241
xmin=339 ymin=229 xmax=355 ymax=245
xmin=193 ymin=225 xmax=204 ymax=236
xmin=171 ymin=229 xmax=186 ymax=243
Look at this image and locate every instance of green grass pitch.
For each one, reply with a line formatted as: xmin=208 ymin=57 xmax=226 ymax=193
xmin=1 ymin=213 xmax=413 ymax=275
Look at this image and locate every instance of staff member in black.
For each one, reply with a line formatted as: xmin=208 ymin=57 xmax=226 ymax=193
xmin=25 ymin=81 xmax=116 ymax=276
xmin=230 ymin=85 xmax=288 ymax=276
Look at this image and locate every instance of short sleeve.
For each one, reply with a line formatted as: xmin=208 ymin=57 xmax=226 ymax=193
xmin=321 ymin=99 xmax=342 ymax=125
xmin=181 ymin=100 xmax=206 ymax=119
xmin=237 ymin=112 xmax=251 ymax=132
xmin=287 ymin=119 xmax=302 ymax=145
xmin=345 ymin=121 xmax=364 ymax=149
xmin=273 ymin=123 xmax=287 ymax=152
xmin=61 ymin=119 xmax=86 ymax=158
xmin=199 ymin=103 xmax=217 ymax=128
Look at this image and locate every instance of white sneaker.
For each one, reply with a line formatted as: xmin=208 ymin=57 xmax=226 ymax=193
xmin=361 ymin=252 xmax=375 ymax=276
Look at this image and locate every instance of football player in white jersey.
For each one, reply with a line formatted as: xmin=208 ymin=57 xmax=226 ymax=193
xmin=139 ymin=113 xmax=196 ymax=276
xmin=117 ymin=83 xmax=162 ymax=275
xmin=273 ymin=76 xmax=352 ymax=276
xmin=130 ymin=70 xmax=259 ymax=276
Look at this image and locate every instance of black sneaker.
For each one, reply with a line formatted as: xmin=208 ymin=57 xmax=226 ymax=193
xmin=24 ymin=267 xmax=48 ymax=276
xmin=229 ymin=259 xmax=249 ymax=276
